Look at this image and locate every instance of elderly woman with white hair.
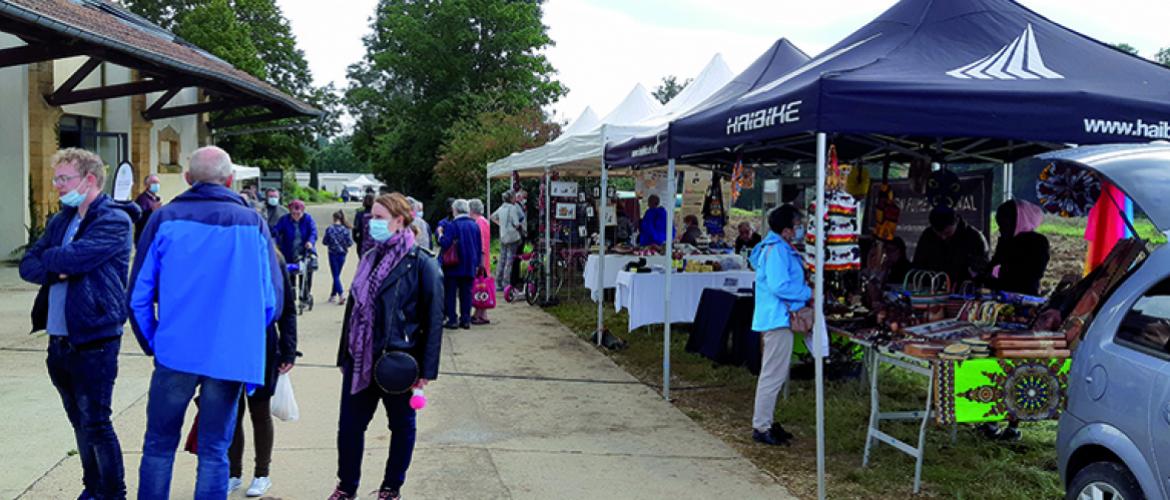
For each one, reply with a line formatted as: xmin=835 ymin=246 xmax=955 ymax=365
xmin=436 ymin=199 xmax=483 ymax=329
xmin=468 ymin=199 xmax=492 ymax=324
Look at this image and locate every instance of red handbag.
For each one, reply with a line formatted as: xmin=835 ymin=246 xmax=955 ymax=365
xmin=441 ymin=238 xmax=460 ymax=267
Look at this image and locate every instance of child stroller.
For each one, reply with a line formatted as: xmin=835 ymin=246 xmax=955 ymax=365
xmin=287 ymin=249 xmax=318 ymax=315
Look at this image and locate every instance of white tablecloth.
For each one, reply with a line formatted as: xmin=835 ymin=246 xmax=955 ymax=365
xmin=583 ymin=253 xmax=747 ymax=301
xmin=614 ymin=270 xmax=757 ymax=330
xmin=583 ymin=255 xmax=669 ymax=300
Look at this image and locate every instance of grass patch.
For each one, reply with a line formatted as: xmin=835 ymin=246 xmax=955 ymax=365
xmin=545 ymin=298 xmax=1063 ymax=499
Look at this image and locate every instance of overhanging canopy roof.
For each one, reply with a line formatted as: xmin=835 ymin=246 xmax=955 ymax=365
xmin=0 ymin=0 xmax=319 ymax=127
xmin=670 ymin=0 xmax=1170 ymax=164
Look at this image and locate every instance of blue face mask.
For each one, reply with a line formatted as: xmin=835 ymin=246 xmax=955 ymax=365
xmin=267 ymin=197 xmax=279 ymax=207
xmin=149 ymin=183 xmax=160 ymax=194
xmin=369 ymin=219 xmax=393 ymax=242
xmin=59 ymin=179 xmax=89 ymax=208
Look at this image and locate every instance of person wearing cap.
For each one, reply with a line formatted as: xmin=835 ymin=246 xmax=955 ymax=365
xmin=912 ymin=205 xmax=989 ymax=286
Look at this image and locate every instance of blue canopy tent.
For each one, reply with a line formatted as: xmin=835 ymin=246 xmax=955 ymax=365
xmin=590 ymin=38 xmax=810 ymax=406
xmin=650 ymin=0 xmax=1170 ymax=497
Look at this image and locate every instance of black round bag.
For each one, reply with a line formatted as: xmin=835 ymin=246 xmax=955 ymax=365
xmin=374 ymin=351 xmax=419 ymax=394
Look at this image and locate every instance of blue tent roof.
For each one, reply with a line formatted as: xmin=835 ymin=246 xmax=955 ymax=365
xmin=669 ymin=0 xmax=1170 ymax=163
xmin=604 ymin=38 xmax=810 ymax=168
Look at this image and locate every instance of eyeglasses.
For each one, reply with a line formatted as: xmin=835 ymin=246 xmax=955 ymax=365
xmin=52 ymin=174 xmax=82 ymax=186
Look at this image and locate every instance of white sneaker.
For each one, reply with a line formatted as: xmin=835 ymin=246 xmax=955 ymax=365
xmin=229 ymin=477 xmax=243 ymax=492
xmin=246 ymin=477 xmax=272 ymax=497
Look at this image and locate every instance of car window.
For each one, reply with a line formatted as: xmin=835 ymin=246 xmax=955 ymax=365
xmin=1118 ymin=277 xmax=1170 ymax=357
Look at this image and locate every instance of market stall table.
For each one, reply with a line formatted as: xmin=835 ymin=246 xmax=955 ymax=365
xmin=836 ymin=328 xmax=1072 ymax=494
xmin=686 ymin=288 xmax=760 ymax=372
xmin=614 ymin=269 xmax=756 ymax=330
xmin=584 ymin=253 xmax=748 ymax=300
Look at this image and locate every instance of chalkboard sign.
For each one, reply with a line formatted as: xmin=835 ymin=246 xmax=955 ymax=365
xmin=863 ymin=170 xmax=993 ymax=261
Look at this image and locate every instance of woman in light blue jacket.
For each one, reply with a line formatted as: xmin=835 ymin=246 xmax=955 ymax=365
xmin=748 ymin=205 xmax=811 ymax=446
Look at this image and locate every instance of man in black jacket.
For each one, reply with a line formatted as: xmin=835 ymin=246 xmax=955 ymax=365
xmin=912 ymin=205 xmax=989 ymax=287
xmin=20 ymin=148 xmax=139 ymax=500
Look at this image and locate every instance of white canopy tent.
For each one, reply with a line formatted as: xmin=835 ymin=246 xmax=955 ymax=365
xmin=482 ymin=56 xmax=738 ymax=402
xmin=345 ymin=174 xmax=383 ymax=190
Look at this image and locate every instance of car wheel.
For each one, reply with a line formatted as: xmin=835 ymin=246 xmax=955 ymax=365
xmin=1067 ymin=462 xmax=1143 ymax=500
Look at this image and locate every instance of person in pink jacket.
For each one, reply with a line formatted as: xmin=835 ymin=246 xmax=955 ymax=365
xmin=469 ymin=199 xmax=492 ymax=324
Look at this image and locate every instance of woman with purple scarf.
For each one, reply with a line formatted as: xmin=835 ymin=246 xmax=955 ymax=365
xmin=330 ymin=193 xmax=444 ymax=500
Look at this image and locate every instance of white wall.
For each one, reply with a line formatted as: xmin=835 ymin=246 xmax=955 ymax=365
xmin=54 ymin=56 xmax=102 ymax=118
xmin=147 ymin=88 xmax=200 ymax=175
xmin=0 ymin=33 xmax=30 ymax=257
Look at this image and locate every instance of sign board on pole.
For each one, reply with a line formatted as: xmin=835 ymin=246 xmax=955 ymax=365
xmin=112 ymin=161 xmax=134 ymax=201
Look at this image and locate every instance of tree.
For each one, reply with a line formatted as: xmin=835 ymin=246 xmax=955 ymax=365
xmin=125 ymin=0 xmax=338 ymax=172
xmin=652 ymin=75 xmax=691 ymax=104
xmin=347 ymin=0 xmax=566 ymax=203
xmin=1157 ymin=47 xmax=1170 ymax=67
xmin=311 ymin=136 xmax=370 ymax=174
xmin=433 ymin=108 xmax=559 ymax=203
xmin=1113 ymin=43 xmax=1140 ymax=56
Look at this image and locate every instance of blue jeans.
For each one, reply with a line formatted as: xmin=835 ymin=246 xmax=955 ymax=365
xmin=138 ymin=363 xmax=242 ymax=500
xmin=443 ymin=275 xmax=473 ymax=325
xmin=47 ymin=336 xmax=125 ymax=500
xmin=329 ymin=251 xmax=346 ymax=298
xmin=336 ymin=366 xmax=416 ymax=495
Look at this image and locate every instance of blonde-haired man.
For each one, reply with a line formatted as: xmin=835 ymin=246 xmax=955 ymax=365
xmin=19 ymin=147 xmax=140 ymax=499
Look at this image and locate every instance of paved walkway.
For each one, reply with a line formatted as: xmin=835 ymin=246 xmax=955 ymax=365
xmin=1 ymin=203 xmax=792 ymax=499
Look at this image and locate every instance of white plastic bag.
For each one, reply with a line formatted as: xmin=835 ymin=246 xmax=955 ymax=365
xmin=270 ymin=373 xmax=300 ymax=422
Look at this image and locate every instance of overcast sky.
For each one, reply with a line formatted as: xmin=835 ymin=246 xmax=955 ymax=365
xmin=278 ymin=0 xmax=1169 ymax=127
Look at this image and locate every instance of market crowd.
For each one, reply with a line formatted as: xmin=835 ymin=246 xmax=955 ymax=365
xmin=18 ymin=145 xmax=510 ymax=500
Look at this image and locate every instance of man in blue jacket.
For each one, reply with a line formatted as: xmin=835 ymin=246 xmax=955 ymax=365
xmin=20 ymin=148 xmax=139 ymax=500
xmin=748 ymin=205 xmax=811 ymax=446
xmin=129 ymin=146 xmax=282 ymax=499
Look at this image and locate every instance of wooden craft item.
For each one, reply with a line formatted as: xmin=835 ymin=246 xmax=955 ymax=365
xmin=903 ymin=344 xmax=945 ymax=358
xmin=992 ymin=339 xmax=1068 ymax=350
xmin=998 ymin=349 xmax=1072 ymax=358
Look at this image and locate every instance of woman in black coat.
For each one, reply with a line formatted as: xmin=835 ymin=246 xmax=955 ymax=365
xmin=329 ymin=193 xmax=443 ymax=500
xmin=228 ymin=250 xmax=298 ymax=496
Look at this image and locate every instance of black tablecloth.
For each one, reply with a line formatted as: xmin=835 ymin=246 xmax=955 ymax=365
xmin=687 ymin=288 xmax=762 ymax=374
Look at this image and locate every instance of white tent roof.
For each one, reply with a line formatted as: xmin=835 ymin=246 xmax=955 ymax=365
xmin=487 ymin=55 xmax=734 ymax=178
xmin=346 ymin=175 xmax=382 ymax=188
xmin=232 ymin=164 xmax=260 ymax=181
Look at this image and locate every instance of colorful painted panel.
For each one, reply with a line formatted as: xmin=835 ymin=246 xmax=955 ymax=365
xmin=933 ymin=358 xmax=1071 ymax=424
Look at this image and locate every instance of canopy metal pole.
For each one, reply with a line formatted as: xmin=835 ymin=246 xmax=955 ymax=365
xmin=663 ymin=158 xmax=676 ymax=400
xmin=486 ymin=171 xmax=492 ymax=223
xmin=814 ymin=132 xmax=828 ymax=500
xmin=597 ymin=128 xmax=609 ymax=345
xmin=545 ymin=166 xmax=552 ymax=303
xmin=1006 ymin=162 xmax=1015 ymax=201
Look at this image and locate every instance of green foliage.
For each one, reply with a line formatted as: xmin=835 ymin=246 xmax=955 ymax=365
xmin=173 ymin=0 xmax=266 ymax=78
xmin=652 ymin=75 xmax=691 ymax=104
xmin=125 ymin=0 xmax=340 ymax=172
xmin=1113 ymin=42 xmax=1140 ymax=56
xmin=311 ymin=135 xmax=370 ymax=174
xmin=283 ymin=178 xmax=337 ymax=205
xmin=1157 ymin=47 xmax=1170 ymax=67
xmin=347 ymin=0 xmax=566 ymax=204
xmin=434 ymin=107 xmax=559 ymax=203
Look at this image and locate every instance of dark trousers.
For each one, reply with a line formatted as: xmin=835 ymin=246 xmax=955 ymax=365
xmin=444 ymin=275 xmax=474 ymax=325
xmin=336 ymin=368 xmax=416 ymax=495
xmin=329 ymin=251 xmax=347 ymax=297
xmin=47 ymin=336 xmax=126 ymax=500
xmin=228 ymin=392 xmax=273 ymax=478
xmin=138 ymin=363 xmax=242 ymax=499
